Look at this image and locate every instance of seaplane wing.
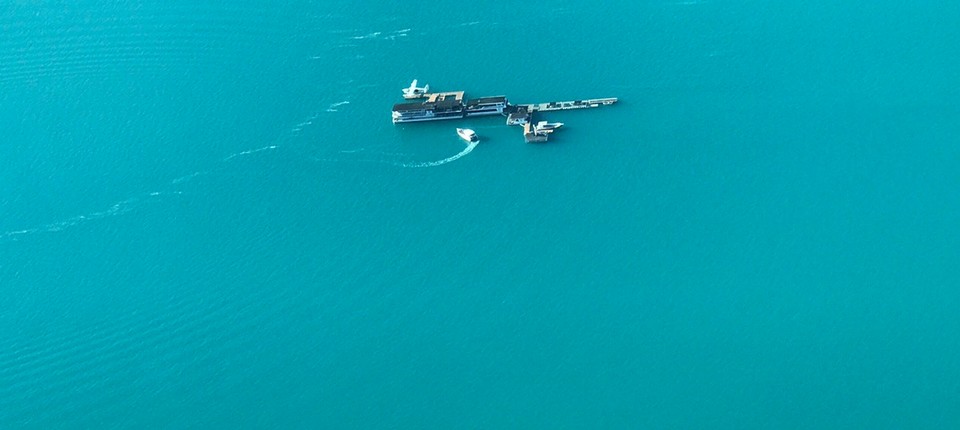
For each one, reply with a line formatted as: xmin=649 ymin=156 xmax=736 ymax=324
xmin=402 ymin=79 xmax=429 ymax=99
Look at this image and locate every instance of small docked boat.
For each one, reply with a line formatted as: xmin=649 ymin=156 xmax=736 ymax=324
xmin=535 ymin=121 xmax=564 ymax=131
xmin=456 ymin=128 xmax=479 ymax=143
xmin=523 ymin=123 xmax=549 ymax=143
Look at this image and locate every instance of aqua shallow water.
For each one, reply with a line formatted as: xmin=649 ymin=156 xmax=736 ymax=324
xmin=2 ymin=1 xmax=959 ymax=428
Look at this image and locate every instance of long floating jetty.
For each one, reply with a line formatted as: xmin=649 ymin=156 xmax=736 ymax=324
xmin=392 ymin=80 xmax=617 ymax=143
xmin=516 ymin=97 xmax=619 ymax=113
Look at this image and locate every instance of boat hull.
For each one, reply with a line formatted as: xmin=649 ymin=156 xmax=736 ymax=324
xmin=457 ymin=128 xmax=479 ymax=143
xmin=392 ymin=110 xmax=503 ymax=124
xmin=392 ymin=114 xmax=465 ymax=124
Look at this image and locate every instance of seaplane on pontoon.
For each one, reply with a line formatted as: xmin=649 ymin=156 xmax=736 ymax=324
xmin=402 ymin=79 xmax=430 ymax=99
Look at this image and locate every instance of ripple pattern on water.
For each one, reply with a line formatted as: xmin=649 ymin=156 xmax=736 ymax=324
xmin=0 ymin=5 xmax=295 ymax=87
xmin=0 ymin=4 xmax=332 ymax=427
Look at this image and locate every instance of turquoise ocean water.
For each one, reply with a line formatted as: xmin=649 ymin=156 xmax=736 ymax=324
xmin=2 ymin=1 xmax=959 ymax=428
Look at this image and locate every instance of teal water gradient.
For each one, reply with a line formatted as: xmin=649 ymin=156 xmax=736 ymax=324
xmin=2 ymin=1 xmax=959 ymax=428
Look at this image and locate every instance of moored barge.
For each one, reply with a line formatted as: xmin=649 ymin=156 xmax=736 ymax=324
xmin=392 ymin=90 xmax=508 ymax=124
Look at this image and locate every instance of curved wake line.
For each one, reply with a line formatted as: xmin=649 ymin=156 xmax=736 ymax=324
xmin=325 ymin=100 xmax=350 ymax=112
xmin=0 ymin=192 xmax=181 ymax=242
xmin=0 ymin=107 xmax=332 ymax=244
xmin=171 ymin=171 xmax=206 ymax=184
xmin=399 ymin=141 xmax=479 ymax=168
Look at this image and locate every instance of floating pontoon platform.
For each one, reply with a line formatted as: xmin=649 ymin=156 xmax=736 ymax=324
xmin=392 ymin=80 xmax=617 ymax=142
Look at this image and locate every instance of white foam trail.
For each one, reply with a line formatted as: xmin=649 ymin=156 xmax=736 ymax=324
xmin=223 ymin=145 xmax=278 ymax=161
xmin=1 ymin=190 xmax=191 ymax=240
xmin=291 ymin=114 xmax=319 ymax=134
xmin=171 ymin=171 xmax=205 ymax=185
xmin=1 ymin=197 xmax=137 ymax=240
xmin=2 ymin=111 xmax=323 ymax=244
xmin=315 ymin=157 xmax=395 ymax=165
xmin=400 ymin=141 xmax=479 ymax=168
xmin=336 ymin=147 xmax=411 ymax=157
xmin=326 ymin=100 xmax=350 ymax=112
xmin=350 ymin=31 xmax=382 ymax=40
xmin=0 ymin=228 xmax=39 ymax=239
xmin=327 ymin=29 xmax=360 ymax=35
xmin=349 ymin=28 xmax=409 ymax=41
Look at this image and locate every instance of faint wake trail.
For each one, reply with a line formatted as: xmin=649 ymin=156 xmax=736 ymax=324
xmin=399 ymin=141 xmax=479 ymax=168
xmin=325 ymin=101 xmax=350 ymax=112
xmin=171 ymin=171 xmax=206 ymax=184
xmin=0 ymin=108 xmax=327 ymax=243
xmin=347 ymin=28 xmax=411 ymax=41
xmin=0 ymin=192 xmax=182 ymax=241
xmin=222 ymin=145 xmax=278 ymax=161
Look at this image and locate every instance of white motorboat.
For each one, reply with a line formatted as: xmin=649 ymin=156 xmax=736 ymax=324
xmin=401 ymin=79 xmax=429 ymax=99
xmin=456 ymin=128 xmax=479 ymax=143
xmin=535 ymin=121 xmax=564 ymax=131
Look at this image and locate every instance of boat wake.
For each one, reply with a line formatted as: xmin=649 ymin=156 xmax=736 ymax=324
xmin=399 ymin=141 xmax=479 ymax=168
xmin=222 ymin=145 xmax=278 ymax=161
xmin=1 ymin=108 xmax=326 ymax=244
xmin=348 ymin=28 xmax=410 ymax=41
xmin=325 ymin=101 xmax=350 ymax=112
xmin=291 ymin=114 xmax=319 ymax=134
xmin=350 ymin=31 xmax=381 ymax=40
xmin=0 ymin=192 xmax=183 ymax=242
xmin=171 ymin=171 xmax=206 ymax=185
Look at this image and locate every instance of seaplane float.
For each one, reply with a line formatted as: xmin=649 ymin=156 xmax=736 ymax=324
xmin=402 ymin=79 xmax=429 ymax=99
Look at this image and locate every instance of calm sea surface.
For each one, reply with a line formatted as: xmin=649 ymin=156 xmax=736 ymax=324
xmin=2 ymin=1 xmax=959 ymax=428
